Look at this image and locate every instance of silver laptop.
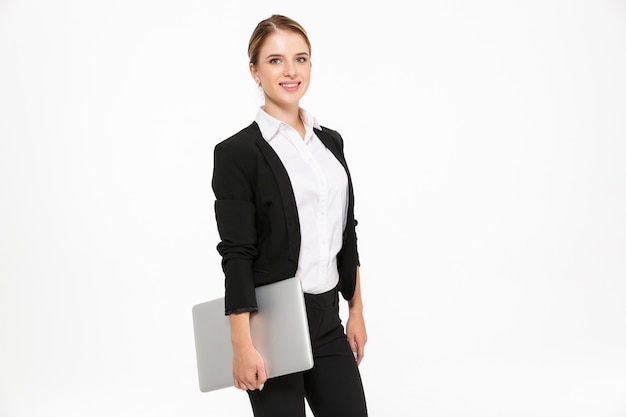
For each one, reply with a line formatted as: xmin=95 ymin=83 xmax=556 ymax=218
xmin=192 ymin=277 xmax=314 ymax=392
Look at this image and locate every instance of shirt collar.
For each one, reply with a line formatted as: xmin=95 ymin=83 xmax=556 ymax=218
xmin=255 ymin=107 xmax=321 ymax=143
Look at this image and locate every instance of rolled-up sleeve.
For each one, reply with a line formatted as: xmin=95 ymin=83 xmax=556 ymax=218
xmin=212 ymin=141 xmax=258 ymax=314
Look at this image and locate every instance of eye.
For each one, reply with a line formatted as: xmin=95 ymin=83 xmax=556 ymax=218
xmin=269 ymin=58 xmax=282 ymax=64
xmin=296 ymin=57 xmax=307 ymax=63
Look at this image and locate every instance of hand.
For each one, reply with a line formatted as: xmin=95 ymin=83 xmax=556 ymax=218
xmin=346 ymin=310 xmax=367 ymax=366
xmin=232 ymin=345 xmax=267 ymax=391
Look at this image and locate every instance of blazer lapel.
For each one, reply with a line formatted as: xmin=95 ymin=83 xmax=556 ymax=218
xmin=315 ymin=127 xmax=356 ymax=223
xmin=315 ymin=127 xmax=346 ymax=168
xmin=252 ymin=123 xmax=301 ymax=263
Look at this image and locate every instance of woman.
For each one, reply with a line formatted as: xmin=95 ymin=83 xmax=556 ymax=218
xmin=212 ymin=14 xmax=368 ymax=417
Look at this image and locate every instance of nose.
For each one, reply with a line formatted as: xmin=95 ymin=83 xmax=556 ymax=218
xmin=283 ymin=60 xmax=296 ymax=77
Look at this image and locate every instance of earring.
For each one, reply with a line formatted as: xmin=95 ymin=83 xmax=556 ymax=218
xmin=256 ymin=78 xmax=261 ymax=85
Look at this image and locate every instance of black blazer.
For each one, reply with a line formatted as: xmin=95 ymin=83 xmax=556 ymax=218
xmin=212 ymin=122 xmax=359 ymax=314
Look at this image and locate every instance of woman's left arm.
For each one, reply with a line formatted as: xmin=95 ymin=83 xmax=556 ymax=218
xmin=346 ymin=266 xmax=367 ymax=365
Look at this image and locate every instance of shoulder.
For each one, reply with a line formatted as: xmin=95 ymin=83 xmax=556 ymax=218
xmin=319 ymin=125 xmax=343 ymax=141
xmin=215 ymin=123 xmax=262 ymax=154
xmin=317 ymin=125 xmax=345 ymax=152
xmin=213 ymin=123 xmax=263 ymax=180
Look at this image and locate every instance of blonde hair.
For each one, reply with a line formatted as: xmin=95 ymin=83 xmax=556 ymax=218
xmin=248 ymin=14 xmax=311 ymax=65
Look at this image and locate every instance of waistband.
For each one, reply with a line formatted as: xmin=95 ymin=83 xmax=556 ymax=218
xmin=304 ymin=285 xmax=339 ymax=310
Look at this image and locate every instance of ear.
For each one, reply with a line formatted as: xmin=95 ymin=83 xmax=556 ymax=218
xmin=249 ymin=63 xmax=259 ymax=83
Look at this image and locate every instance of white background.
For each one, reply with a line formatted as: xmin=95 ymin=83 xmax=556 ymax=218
xmin=1 ymin=1 xmax=626 ymax=416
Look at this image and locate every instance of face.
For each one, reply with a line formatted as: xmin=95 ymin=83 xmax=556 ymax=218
xmin=250 ymin=29 xmax=311 ymax=112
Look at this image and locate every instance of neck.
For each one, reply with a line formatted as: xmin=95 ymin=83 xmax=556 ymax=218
xmin=263 ymin=102 xmax=301 ymax=130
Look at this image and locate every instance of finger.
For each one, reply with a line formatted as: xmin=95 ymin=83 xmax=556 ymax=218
xmin=354 ymin=336 xmax=365 ymax=365
xmin=347 ymin=335 xmax=357 ymax=354
xmin=234 ymin=380 xmax=250 ymax=391
xmin=235 ymin=374 xmax=259 ymax=391
xmin=242 ymin=381 xmax=257 ymax=391
xmin=246 ymin=374 xmax=262 ymax=391
xmin=235 ymin=379 xmax=251 ymax=391
xmin=356 ymin=344 xmax=365 ymax=365
xmin=257 ymin=365 xmax=268 ymax=386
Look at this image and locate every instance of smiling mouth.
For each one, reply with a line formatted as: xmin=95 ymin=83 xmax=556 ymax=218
xmin=280 ymin=82 xmax=300 ymax=88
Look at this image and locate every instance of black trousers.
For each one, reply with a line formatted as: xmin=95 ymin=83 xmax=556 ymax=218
xmin=247 ymin=286 xmax=368 ymax=417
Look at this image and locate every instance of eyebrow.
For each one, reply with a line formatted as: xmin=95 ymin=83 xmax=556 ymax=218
xmin=264 ymin=52 xmax=310 ymax=59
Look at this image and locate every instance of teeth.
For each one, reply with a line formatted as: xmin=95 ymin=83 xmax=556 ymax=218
xmin=282 ymin=83 xmax=298 ymax=87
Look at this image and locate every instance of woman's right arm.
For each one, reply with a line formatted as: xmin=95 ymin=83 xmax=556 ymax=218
xmin=212 ymin=138 xmax=266 ymax=391
xmin=230 ymin=312 xmax=267 ymax=391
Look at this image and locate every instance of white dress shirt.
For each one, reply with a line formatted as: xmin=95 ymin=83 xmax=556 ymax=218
xmin=255 ymin=107 xmax=349 ymax=294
